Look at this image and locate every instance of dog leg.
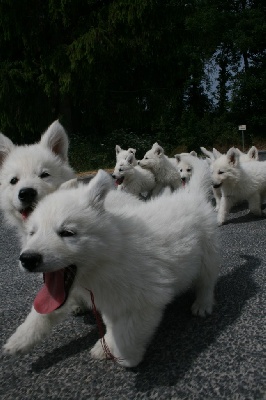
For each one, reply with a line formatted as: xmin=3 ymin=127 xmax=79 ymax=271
xmin=213 ymin=187 xmax=221 ymax=212
xmin=192 ymin=245 xmax=219 ymax=317
xmin=91 ymin=309 xmax=163 ymax=367
xmin=3 ymin=306 xmax=69 ymax=355
xmin=90 ymin=328 xmax=115 ymax=360
xmin=217 ymin=195 xmax=233 ymax=225
xmin=248 ymin=194 xmax=262 ymax=216
xmin=112 ymin=309 xmax=164 ymax=367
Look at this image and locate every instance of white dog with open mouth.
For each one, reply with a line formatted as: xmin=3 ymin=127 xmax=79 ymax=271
xmin=3 ymin=157 xmax=220 ymax=368
xmin=0 ymin=120 xmax=75 ymax=242
xmin=112 ymin=153 xmax=156 ymax=198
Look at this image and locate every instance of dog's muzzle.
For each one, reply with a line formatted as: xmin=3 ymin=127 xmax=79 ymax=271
xmin=20 ymin=252 xmax=42 ymax=272
xmin=18 ymin=187 xmax=37 ymax=220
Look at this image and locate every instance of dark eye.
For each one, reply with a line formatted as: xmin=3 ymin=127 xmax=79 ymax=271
xmin=119 ymin=168 xmax=123 ymax=172
xmin=187 ymin=169 xmax=191 ymax=172
xmin=218 ymin=171 xmax=224 ymax=175
xmin=180 ymin=169 xmax=182 ymax=172
xmin=40 ymin=172 xmax=50 ymax=179
xmin=145 ymin=157 xmax=149 ymax=160
xmin=10 ymin=177 xmax=19 ymax=185
xmin=59 ymin=229 xmax=76 ymax=237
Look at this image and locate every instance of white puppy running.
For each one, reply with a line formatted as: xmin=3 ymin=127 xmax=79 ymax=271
xmin=138 ymin=142 xmax=182 ymax=195
xmin=201 ymin=145 xmax=259 ymax=211
xmin=3 ymin=156 xmax=220 ymax=368
xmin=112 ymin=153 xmax=156 ymax=198
xmin=211 ymin=147 xmax=266 ymax=225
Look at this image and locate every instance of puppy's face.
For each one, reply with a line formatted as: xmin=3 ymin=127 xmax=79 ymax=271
xmin=211 ymin=152 xmax=239 ymax=189
xmin=18 ymin=171 xmax=113 ymax=314
xmin=138 ymin=150 xmax=159 ymax=170
xmin=176 ymin=160 xmax=193 ymax=186
xmin=0 ymin=146 xmax=72 ymax=225
xmin=112 ymin=159 xmax=134 ymax=185
xmin=19 ymin=189 xmax=94 ymax=314
xmin=0 ymin=121 xmax=74 ymax=228
xmin=20 ymin=170 xmax=114 ymax=276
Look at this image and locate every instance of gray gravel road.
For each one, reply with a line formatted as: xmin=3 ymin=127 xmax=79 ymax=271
xmin=1 ymin=158 xmax=266 ymax=399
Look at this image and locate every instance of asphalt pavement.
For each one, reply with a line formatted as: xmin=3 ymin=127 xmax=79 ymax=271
xmin=0 ymin=155 xmax=266 ymax=400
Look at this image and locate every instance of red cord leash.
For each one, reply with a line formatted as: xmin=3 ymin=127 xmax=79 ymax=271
xmin=88 ymin=289 xmax=122 ymax=363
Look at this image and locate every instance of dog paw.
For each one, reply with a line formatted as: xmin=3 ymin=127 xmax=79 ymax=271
xmin=191 ymin=301 xmax=213 ymax=317
xmin=3 ymin=333 xmax=33 ymax=356
xmin=90 ymin=339 xmax=107 ymax=360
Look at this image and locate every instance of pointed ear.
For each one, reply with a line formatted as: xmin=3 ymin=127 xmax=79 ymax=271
xmin=126 ymin=153 xmax=134 ymax=164
xmin=190 ymin=150 xmax=197 ymax=157
xmin=153 ymin=143 xmax=164 ymax=156
xmin=86 ymin=170 xmax=114 ymax=209
xmin=227 ymin=147 xmax=239 ymax=166
xmin=200 ymin=147 xmax=214 ymax=160
xmin=128 ymin=147 xmax=136 ymax=155
xmin=0 ymin=133 xmax=15 ymax=167
xmin=174 ymin=154 xmax=182 ymax=164
xmin=115 ymin=145 xmax=122 ymax=155
xmin=248 ymin=146 xmax=258 ymax=160
xmin=40 ymin=120 xmax=69 ymax=162
xmin=60 ymin=178 xmax=79 ymax=190
xmin=213 ymin=148 xmax=222 ymax=159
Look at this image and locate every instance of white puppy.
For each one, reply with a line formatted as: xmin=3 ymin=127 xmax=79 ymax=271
xmin=115 ymin=145 xmax=138 ymax=166
xmin=112 ymin=153 xmax=156 ymax=198
xmin=0 ymin=120 xmax=75 ymax=242
xmin=211 ymin=147 xmax=266 ymax=225
xmin=201 ymin=145 xmax=259 ymax=211
xmin=201 ymin=146 xmax=258 ymax=163
xmin=3 ymin=156 xmax=220 ymax=368
xmin=174 ymin=153 xmax=197 ymax=187
xmin=138 ymin=142 xmax=181 ymax=195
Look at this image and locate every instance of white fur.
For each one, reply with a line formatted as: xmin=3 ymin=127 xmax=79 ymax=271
xmin=174 ymin=154 xmax=194 ymax=186
xmin=201 ymin=146 xmax=259 ymax=163
xmin=211 ymin=147 xmax=266 ymax=225
xmin=201 ymin=146 xmax=259 ymax=212
xmin=138 ymin=143 xmax=181 ymax=195
xmin=115 ymin=145 xmax=138 ymax=166
xmin=3 ymin=157 xmax=220 ymax=368
xmin=0 ymin=120 xmax=75 ymax=242
xmin=236 ymin=146 xmax=259 ymax=162
xmin=112 ymin=153 xmax=156 ymax=198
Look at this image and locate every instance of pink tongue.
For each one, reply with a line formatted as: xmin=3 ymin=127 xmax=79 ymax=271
xmin=33 ymin=271 xmax=65 ymax=314
xmin=21 ymin=210 xmax=30 ymax=221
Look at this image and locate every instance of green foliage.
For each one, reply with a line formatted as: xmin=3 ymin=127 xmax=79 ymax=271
xmin=0 ymin=0 xmax=265 ymax=166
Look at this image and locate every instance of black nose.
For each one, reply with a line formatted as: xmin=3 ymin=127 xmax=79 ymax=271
xmin=181 ymin=177 xmax=186 ymax=181
xmin=137 ymin=161 xmax=140 ymax=165
xmin=18 ymin=188 xmax=37 ymax=203
xmin=111 ymin=174 xmax=116 ymax=179
xmin=19 ymin=252 xmax=42 ymax=272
